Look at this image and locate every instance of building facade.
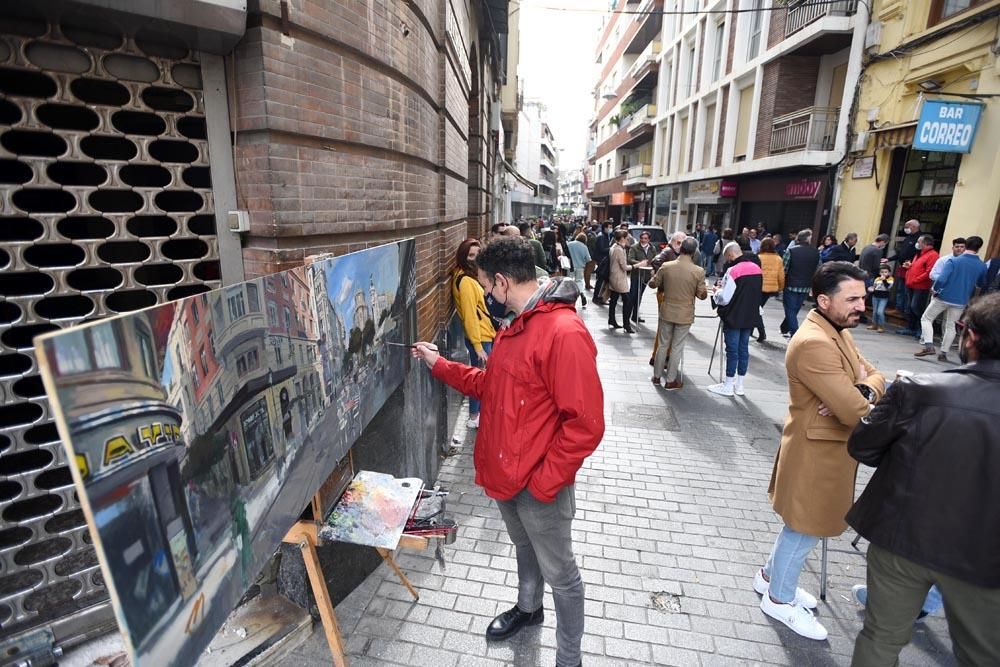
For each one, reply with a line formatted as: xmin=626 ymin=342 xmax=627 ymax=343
xmin=587 ymin=0 xmax=868 ymax=240
xmin=834 ymin=0 xmax=1000 ymax=255
xmin=558 ymin=168 xmax=587 ymax=215
xmin=0 ymin=0 xmax=512 ymax=653
xmin=508 ymin=100 xmax=560 ymax=219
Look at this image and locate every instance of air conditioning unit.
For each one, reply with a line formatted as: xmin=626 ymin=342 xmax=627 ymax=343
xmin=852 ymin=131 xmax=869 ymax=153
xmin=865 ymin=21 xmax=882 ymax=49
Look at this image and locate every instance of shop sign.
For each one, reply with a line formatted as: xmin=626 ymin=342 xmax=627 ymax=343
xmin=687 ymin=179 xmax=737 ymax=203
xmin=852 ymin=156 xmax=875 ymax=179
xmin=785 ymin=179 xmax=822 ymax=200
xmin=719 ymin=180 xmax=738 ymax=197
xmin=610 ymin=192 xmax=635 ymax=205
xmin=914 ymin=101 xmax=983 ymax=154
xmin=77 ymin=414 xmax=184 ymax=480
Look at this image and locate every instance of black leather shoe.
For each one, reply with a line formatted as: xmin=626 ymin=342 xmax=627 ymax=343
xmin=485 ymin=605 xmax=544 ymax=640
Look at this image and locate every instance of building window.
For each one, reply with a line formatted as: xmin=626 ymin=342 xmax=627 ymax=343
xmin=265 ymin=277 xmax=275 ymax=291
xmin=240 ymin=398 xmax=275 ymax=479
xmin=268 ymin=303 xmax=277 ymax=326
xmin=930 ymin=0 xmax=986 ymax=23
xmin=748 ymin=0 xmax=764 ymax=59
xmin=213 ymin=298 xmax=224 ymax=325
xmin=199 ymin=348 xmax=209 ymax=377
xmin=228 ymin=291 xmax=246 ymax=321
xmin=216 ymin=383 xmax=225 ymax=408
xmin=713 ymin=22 xmax=725 ymax=81
xmin=135 ymin=325 xmax=156 ymax=380
xmin=686 ymin=45 xmax=696 ymax=95
xmin=52 ymin=322 xmax=126 ymax=375
xmin=247 ymin=283 xmax=260 ymax=313
xmin=191 ymin=299 xmax=199 ymax=324
xmin=284 ymin=307 xmax=292 ymax=331
xmin=276 ymin=344 xmax=283 ymax=365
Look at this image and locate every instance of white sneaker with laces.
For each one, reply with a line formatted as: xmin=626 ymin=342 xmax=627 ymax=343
xmin=467 ymin=413 xmax=480 ymax=429
xmin=753 ymin=568 xmax=818 ymax=609
xmin=707 ymin=382 xmax=734 ymax=397
xmin=760 ymin=593 xmax=828 ymax=641
xmin=734 ymin=375 xmax=746 ymax=396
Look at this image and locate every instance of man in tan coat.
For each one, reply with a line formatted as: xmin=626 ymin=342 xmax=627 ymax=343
xmin=648 ymin=237 xmax=707 ymax=389
xmin=754 ymin=262 xmax=886 ymax=640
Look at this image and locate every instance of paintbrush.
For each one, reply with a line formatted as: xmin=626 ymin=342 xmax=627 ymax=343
xmin=386 ymin=341 xmax=438 ymax=351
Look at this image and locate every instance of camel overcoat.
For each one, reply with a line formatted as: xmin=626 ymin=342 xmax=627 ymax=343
xmin=767 ymin=310 xmax=886 ymax=537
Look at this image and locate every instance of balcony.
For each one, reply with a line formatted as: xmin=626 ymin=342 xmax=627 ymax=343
xmin=626 ymin=103 xmax=656 ymax=133
xmin=623 ymin=163 xmax=652 ymax=186
xmin=628 ymin=40 xmax=660 ymax=80
xmin=785 ymin=0 xmax=857 ymax=37
xmin=769 ymin=106 xmax=840 ymax=154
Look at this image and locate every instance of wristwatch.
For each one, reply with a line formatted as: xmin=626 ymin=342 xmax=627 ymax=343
xmin=855 ymin=383 xmax=876 ymax=403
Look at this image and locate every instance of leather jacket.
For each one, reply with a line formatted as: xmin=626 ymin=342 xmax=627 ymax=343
xmin=846 ymin=359 xmax=1000 ymax=588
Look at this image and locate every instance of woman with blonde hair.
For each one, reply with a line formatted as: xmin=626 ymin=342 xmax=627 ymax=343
xmin=452 ymin=238 xmax=496 ymax=428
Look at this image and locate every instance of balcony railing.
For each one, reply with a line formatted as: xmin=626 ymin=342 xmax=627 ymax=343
xmin=623 ymin=163 xmax=652 ymax=181
xmin=785 ymin=0 xmax=857 ymax=37
xmin=628 ymin=40 xmax=661 ymax=79
xmin=770 ymin=106 xmax=840 ymax=154
xmin=626 ymin=103 xmax=656 ymax=132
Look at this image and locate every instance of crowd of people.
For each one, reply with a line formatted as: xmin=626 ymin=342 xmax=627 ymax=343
xmin=431 ymin=214 xmax=999 ymax=667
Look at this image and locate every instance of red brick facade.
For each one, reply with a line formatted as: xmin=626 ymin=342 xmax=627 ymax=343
xmin=753 ymin=56 xmax=820 ymax=160
xmin=232 ymin=0 xmax=502 ymax=341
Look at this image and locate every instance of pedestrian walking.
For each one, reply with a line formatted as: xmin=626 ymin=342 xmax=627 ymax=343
xmin=584 ymin=225 xmax=598 ymax=290
xmin=826 ymin=233 xmax=860 ymax=263
xmin=781 ymin=230 xmax=820 ymax=337
xmin=755 ymin=237 xmax=785 ymax=342
xmin=846 ymin=292 xmax=1000 ymax=666
xmin=929 ymin=237 xmax=965 ymax=282
xmin=567 ymin=233 xmax=592 ymax=308
xmin=648 ymin=237 xmax=707 ymax=390
xmin=897 ymin=235 xmax=938 ymax=337
xmin=756 ymin=262 xmax=885 ymax=640
xmin=410 ymin=237 xmax=604 ymax=667
xmin=708 ymin=241 xmax=763 ymax=397
xmin=452 ymin=239 xmax=496 ymax=429
xmin=859 ymin=234 xmax=889 ymax=280
xmin=701 ymin=227 xmax=719 ymax=276
xmin=592 ymin=222 xmax=613 ymax=305
xmin=866 ymin=265 xmax=893 ymax=332
xmin=607 ymin=230 xmax=634 ymax=333
xmin=915 ymin=235 xmax=986 ymax=361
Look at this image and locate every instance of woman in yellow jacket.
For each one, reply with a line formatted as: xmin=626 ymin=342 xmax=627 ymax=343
xmin=453 ymin=238 xmax=496 ymax=428
xmin=755 ymin=237 xmax=785 ymax=342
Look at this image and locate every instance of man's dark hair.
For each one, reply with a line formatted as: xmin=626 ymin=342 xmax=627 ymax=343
xmin=517 ymin=222 xmax=531 ymax=236
xmin=844 ymin=232 xmax=858 ymax=243
xmin=680 ymin=237 xmax=698 ymax=256
xmin=965 ymin=236 xmax=984 ymax=252
xmin=736 ymin=235 xmax=751 ymax=252
xmin=490 ymin=222 xmax=507 ymax=234
xmin=963 ymin=292 xmax=1000 ymax=360
xmin=952 ymin=237 xmax=967 ymax=246
xmin=477 ymin=238 xmax=537 ymax=284
xmin=875 ymin=233 xmax=890 ymax=243
xmin=812 ymin=261 xmax=869 ymax=298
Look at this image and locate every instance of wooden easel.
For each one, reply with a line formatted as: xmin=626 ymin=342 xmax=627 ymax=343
xmin=281 ymin=456 xmax=429 ymax=666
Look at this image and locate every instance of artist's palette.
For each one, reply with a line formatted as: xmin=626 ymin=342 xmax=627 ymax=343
xmin=320 ymin=471 xmax=423 ymax=550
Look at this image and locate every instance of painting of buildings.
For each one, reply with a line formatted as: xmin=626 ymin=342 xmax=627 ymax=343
xmin=35 ymin=241 xmax=416 ymax=666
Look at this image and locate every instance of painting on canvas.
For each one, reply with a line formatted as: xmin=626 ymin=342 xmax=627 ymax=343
xmin=35 ymin=241 xmax=416 ymax=666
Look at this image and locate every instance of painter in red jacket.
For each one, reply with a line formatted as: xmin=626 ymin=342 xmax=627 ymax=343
xmin=412 ymin=237 xmax=603 ymax=667
xmin=902 ymin=235 xmax=939 ymax=334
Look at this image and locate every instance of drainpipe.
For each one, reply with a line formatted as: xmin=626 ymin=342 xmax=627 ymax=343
xmin=828 ymin=0 xmax=872 ymax=236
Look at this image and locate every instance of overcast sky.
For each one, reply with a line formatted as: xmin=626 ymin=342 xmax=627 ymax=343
xmin=516 ymin=0 xmax=607 ymax=171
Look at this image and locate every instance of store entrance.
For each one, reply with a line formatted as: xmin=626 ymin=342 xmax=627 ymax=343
xmin=739 ymin=201 xmax=816 ymax=239
xmin=882 ymin=149 xmax=960 ymax=243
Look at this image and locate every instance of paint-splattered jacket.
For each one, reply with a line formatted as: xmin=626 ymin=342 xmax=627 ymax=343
xmin=432 ymin=279 xmax=605 ymax=502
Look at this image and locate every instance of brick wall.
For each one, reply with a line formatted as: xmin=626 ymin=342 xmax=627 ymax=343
xmin=725 ymin=0 xmax=737 ymax=75
xmin=753 ymin=56 xmax=819 ymax=159
xmin=767 ymin=5 xmax=789 ymax=50
xmin=233 ymin=0 xmax=499 ymax=339
xmin=716 ymin=84 xmax=729 ymax=167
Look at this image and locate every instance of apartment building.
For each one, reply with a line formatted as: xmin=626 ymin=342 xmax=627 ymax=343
xmin=587 ymin=0 xmax=867 ymax=239
xmin=558 ymin=168 xmax=587 ymax=214
xmin=836 ymin=0 xmax=1000 ymax=255
xmin=509 ymin=100 xmax=560 ymax=218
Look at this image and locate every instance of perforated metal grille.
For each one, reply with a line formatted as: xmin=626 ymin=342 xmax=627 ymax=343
xmin=0 ymin=19 xmax=220 ymax=639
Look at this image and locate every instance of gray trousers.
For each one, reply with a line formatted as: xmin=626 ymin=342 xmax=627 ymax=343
xmin=852 ymin=543 xmax=1000 ymax=667
xmin=495 ymin=486 xmax=584 ymax=667
xmin=653 ymin=321 xmax=691 ymax=383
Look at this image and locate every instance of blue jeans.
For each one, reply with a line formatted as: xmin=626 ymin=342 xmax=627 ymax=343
xmin=764 ymin=524 xmax=821 ymax=604
xmin=907 ymin=288 xmax=929 ymax=333
xmin=895 ymin=277 xmax=909 ymax=315
xmin=701 ymin=251 xmax=714 ymax=275
xmin=781 ymin=289 xmax=808 ymax=335
xmin=464 ymin=339 xmax=492 ymax=415
xmin=872 ymin=297 xmax=888 ymax=326
xmin=723 ymin=327 xmax=751 ymax=378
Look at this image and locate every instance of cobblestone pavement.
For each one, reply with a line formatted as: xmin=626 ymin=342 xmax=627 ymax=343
xmin=291 ymin=288 xmax=958 ymax=666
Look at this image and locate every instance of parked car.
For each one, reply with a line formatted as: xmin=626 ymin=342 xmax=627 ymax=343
xmin=627 ymin=225 xmax=669 ymax=250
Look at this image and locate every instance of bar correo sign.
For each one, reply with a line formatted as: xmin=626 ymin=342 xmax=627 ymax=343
xmin=913 ymin=100 xmax=983 ymax=154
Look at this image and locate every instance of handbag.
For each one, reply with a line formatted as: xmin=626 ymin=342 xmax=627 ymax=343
xmin=558 ymin=255 xmax=571 ymax=270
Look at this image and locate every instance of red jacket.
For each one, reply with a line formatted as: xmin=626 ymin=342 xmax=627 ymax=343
xmin=905 ymin=248 xmax=939 ymax=290
xmin=432 ymin=287 xmax=604 ymax=502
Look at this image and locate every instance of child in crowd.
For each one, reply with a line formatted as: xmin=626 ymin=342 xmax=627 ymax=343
xmin=867 ymin=264 xmax=893 ymax=333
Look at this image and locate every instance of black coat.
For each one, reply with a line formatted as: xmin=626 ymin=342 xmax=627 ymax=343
xmin=846 ymin=360 xmax=1000 ymax=588
xmin=595 ymin=233 xmax=611 ymax=261
xmin=825 ymin=242 xmax=858 ymax=263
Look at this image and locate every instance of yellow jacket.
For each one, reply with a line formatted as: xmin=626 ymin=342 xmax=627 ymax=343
xmin=451 ymin=268 xmax=495 ymax=352
xmin=759 ymin=252 xmax=785 ymax=294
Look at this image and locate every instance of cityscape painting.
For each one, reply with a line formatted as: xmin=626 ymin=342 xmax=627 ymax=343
xmin=35 ymin=241 xmax=417 ymax=667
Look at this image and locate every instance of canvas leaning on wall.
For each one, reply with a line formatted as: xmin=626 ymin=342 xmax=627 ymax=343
xmin=35 ymin=240 xmax=417 ymax=666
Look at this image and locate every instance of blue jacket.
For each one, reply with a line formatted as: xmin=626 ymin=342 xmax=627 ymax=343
xmin=700 ymin=231 xmax=718 ymax=256
xmin=933 ymin=253 xmax=986 ymax=306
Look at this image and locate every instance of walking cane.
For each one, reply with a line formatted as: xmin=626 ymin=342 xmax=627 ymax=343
xmin=708 ymin=319 xmax=723 ymax=378
xmin=820 ymin=537 xmax=828 ymax=602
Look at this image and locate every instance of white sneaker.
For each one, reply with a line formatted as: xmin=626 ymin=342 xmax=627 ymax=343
xmin=734 ymin=376 xmax=746 ymax=396
xmin=760 ymin=593 xmax=828 ymax=641
xmin=753 ymin=568 xmax=818 ymax=609
xmin=466 ymin=414 xmax=480 ymax=429
xmin=707 ymin=382 xmax=734 ymax=397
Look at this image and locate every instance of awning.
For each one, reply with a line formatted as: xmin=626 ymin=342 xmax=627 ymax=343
xmin=503 ymin=158 xmax=538 ymax=196
xmin=871 ymin=121 xmax=917 ymax=150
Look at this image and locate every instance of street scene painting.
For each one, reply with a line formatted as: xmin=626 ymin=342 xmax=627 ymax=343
xmin=34 ymin=241 xmax=417 ymax=667
xmin=320 ymin=470 xmax=423 ymax=550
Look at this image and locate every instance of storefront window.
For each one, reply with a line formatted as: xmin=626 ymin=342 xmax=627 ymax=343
xmin=898 ymin=150 xmax=960 ymax=241
xmin=653 ymin=187 xmax=672 ymax=228
xmin=94 ymin=476 xmax=178 ymax=646
xmin=240 ymin=397 xmax=274 ymax=479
